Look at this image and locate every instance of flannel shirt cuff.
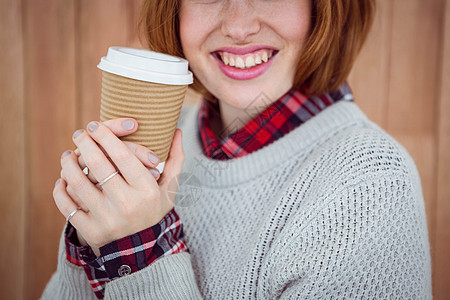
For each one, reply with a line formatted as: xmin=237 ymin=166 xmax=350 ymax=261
xmin=65 ymin=223 xmax=111 ymax=298
xmin=64 ymin=223 xmax=88 ymax=266
xmin=64 ymin=209 xmax=187 ymax=298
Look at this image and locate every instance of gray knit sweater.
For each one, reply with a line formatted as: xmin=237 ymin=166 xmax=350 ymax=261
xmin=42 ymin=101 xmax=432 ymax=299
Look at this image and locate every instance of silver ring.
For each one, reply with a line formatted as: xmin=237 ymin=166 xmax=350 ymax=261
xmin=82 ymin=166 xmax=89 ymax=175
xmin=98 ymin=171 xmax=119 ymax=186
xmin=66 ymin=208 xmax=81 ymax=223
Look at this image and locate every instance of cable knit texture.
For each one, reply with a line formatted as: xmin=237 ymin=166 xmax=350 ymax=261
xmin=42 ymin=101 xmax=431 ymax=299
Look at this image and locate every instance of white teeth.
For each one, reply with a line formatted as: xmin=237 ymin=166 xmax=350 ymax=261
xmin=262 ymin=51 xmax=268 ymax=63
xmin=229 ymin=57 xmax=235 ymax=67
xmin=219 ymin=50 xmax=273 ymax=68
xmin=245 ymin=56 xmax=256 ymax=68
xmin=235 ymin=57 xmax=245 ymax=69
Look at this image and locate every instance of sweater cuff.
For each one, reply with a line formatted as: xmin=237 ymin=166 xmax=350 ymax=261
xmin=65 ymin=209 xmax=187 ymax=298
xmin=104 ymin=252 xmax=202 ymax=299
xmin=84 ymin=209 xmax=187 ymax=279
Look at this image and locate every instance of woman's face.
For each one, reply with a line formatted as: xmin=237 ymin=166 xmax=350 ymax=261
xmin=179 ymin=0 xmax=312 ymax=110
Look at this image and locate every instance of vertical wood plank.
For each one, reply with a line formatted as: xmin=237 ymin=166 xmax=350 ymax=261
xmin=0 ymin=1 xmax=26 ymax=299
xmin=77 ymin=0 xmax=130 ymax=127
xmin=23 ymin=0 xmax=77 ymax=298
xmin=9 ymin=0 xmax=447 ymax=298
xmin=435 ymin=1 xmax=450 ymax=298
xmin=387 ymin=0 xmax=444 ymax=279
xmin=349 ymin=0 xmax=393 ymax=127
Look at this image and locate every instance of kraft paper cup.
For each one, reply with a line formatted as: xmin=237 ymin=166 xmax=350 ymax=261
xmin=98 ymin=47 xmax=193 ymax=172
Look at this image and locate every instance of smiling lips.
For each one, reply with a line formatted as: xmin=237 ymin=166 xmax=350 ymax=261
xmin=213 ymin=47 xmax=277 ymax=80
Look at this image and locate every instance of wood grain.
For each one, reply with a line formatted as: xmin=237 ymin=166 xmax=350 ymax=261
xmin=1 ymin=0 xmax=449 ymax=298
xmin=387 ymin=0 xmax=444 ymax=276
xmin=0 ymin=1 xmax=26 ymax=299
xmin=77 ymin=0 xmax=130 ymax=127
xmin=23 ymin=0 xmax=78 ymax=298
xmin=435 ymin=0 xmax=450 ymax=298
xmin=349 ymin=0 xmax=393 ymax=127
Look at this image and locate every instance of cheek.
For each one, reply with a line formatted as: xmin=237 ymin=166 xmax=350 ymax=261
xmin=179 ymin=12 xmax=196 ymax=57
xmin=179 ymin=6 xmax=212 ymax=58
xmin=275 ymin=1 xmax=312 ymax=48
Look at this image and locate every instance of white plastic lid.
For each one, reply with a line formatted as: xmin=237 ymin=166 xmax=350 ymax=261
xmin=97 ymin=47 xmax=193 ymax=85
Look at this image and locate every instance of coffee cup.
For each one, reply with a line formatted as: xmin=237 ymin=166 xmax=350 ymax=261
xmin=97 ymin=47 xmax=193 ymax=172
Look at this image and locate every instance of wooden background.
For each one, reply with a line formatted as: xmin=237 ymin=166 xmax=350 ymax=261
xmin=1 ymin=0 xmax=449 ymax=299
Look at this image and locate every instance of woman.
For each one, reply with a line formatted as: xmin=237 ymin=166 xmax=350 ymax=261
xmin=43 ymin=0 xmax=432 ymax=299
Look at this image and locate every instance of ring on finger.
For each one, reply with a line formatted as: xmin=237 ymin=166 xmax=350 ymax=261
xmin=98 ymin=171 xmax=119 ymax=186
xmin=66 ymin=207 xmax=81 ymax=223
xmin=82 ymin=166 xmax=89 ymax=175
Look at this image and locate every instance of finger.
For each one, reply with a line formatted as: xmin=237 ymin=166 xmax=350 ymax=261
xmin=159 ymin=129 xmax=184 ymax=187
xmin=60 ymin=149 xmax=103 ymax=210
xmin=102 ymin=118 xmax=138 ymax=137
xmin=66 ymin=184 xmax=90 ymax=213
xmin=72 ymin=129 xmax=124 ymax=190
xmin=53 ymin=178 xmax=90 ymax=226
xmin=148 ymin=167 xmax=160 ymax=180
xmin=85 ymin=122 xmax=156 ymax=189
xmin=77 ymin=155 xmax=97 ymax=184
xmin=123 ymin=141 xmax=160 ymax=168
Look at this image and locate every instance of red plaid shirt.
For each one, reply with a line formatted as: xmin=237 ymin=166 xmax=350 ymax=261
xmin=65 ymin=209 xmax=186 ymax=299
xmin=199 ymin=83 xmax=353 ymax=159
xmin=65 ymin=83 xmax=352 ymax=298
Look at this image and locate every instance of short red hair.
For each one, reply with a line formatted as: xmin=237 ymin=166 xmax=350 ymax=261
xmin=140 ymin=0 xmax=375 ymax=96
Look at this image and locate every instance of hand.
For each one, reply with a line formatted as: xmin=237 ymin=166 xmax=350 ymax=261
xmin=75 ymin=119 xmax=162 ymax=186
xmin=53 ymin=119 xmax=184 ymax=256
xmin=73 ymin=118 xmax=163 ymax=247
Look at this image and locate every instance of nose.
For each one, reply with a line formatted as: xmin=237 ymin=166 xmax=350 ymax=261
xmin=221 ymin=0 xmax=261 ymax=42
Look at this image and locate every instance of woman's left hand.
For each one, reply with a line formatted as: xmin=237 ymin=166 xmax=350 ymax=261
xmin=53 ymin=121 xmax=184 ymax=256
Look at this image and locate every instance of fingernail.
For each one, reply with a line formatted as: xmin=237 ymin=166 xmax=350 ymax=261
xmin=122 ymin=120 xmax=134 ymax=130
xmin=149 ymin=153 xmax=159 ymax=164
xmin=73 ymin=129 xmax=83 ymax=139
xmin=150 ymin=168 xmax=160 ymax=178
xmin=55 ymin=179 xmax=61 ymax=186
xmin=62 ymin=150 xmax=71 ymax=158
xmin=88 ymin=121 xmax=98 ymax=132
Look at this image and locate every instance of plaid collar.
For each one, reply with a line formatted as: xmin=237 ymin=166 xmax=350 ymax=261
xmin=198 ymin=83 xmax=353 ymax=160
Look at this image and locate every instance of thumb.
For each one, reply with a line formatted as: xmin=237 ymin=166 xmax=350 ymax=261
xmin=158 ymin=129 xmax=185 ymax=188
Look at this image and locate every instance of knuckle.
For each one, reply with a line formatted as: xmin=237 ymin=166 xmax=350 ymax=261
xmin=127 ymin=143 xmax=139 ymax=156
xmin=84 ymin=152 xmax=105 ymax=169
xmin=67 ymin=172 xmax=85 ymax=191
xmin=114 ymin=149 xmax=133 ymax=164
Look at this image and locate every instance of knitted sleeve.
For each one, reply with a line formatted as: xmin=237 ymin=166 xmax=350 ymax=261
xmin=64 ymin=208 xmax=187 ymax=298
xmin=42 ymin=213 xmax=201 ymax=299
xmin=266 ymin=173 xmax=431 ymax=299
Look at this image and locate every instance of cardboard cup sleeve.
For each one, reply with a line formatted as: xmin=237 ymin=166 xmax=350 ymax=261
xmin=100 ymin=71 xmax=188 ymax=162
